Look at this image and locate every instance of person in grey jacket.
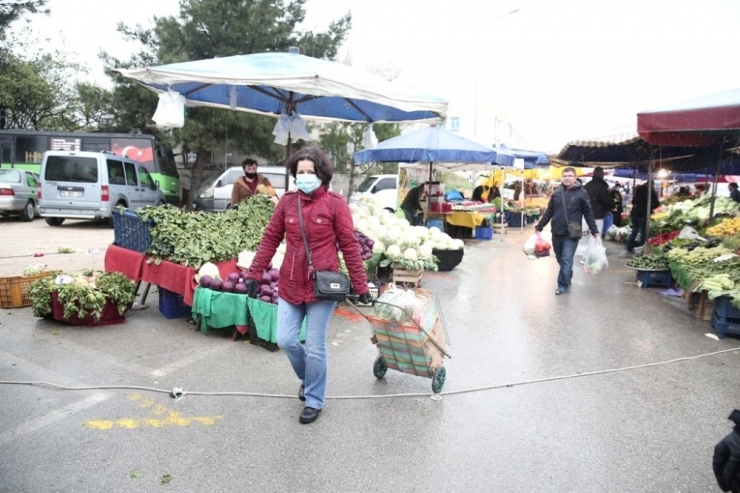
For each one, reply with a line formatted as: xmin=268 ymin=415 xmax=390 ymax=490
xmin=535 ymin=167 xmax=599 ymax=295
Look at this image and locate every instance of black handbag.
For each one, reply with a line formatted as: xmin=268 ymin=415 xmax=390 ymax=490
xmin=561 ymin=187 xmax=583 ymax=240
xmin=297 ymin=195 xmax=350 ymax=302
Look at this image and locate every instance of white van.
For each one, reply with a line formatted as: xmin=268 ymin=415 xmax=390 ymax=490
xmin=192 ymin=165 xmax=293 ymax=212
xmin=38 ymin=151 xmax=166 ymax=226
xmin=350 ymin=174 xmax=399 ymax=212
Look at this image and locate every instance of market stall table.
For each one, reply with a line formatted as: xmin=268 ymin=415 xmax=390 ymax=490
xmin=104 ymin=246 xmax=238 ymax=306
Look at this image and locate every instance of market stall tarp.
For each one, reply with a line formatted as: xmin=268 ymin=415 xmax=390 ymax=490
xmin=114 ymin=52 xmax=447 ymax=124
xmin=551 ymin=131 xmax=697 ymax=167
xmin=637 ymin=88 xmax=740 ymax=146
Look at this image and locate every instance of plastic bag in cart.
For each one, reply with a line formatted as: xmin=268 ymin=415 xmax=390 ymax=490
xmin=583 ymin=236 xmax=608 ymax=274
xmin=372 ymin=284 xmax=435 ymax=326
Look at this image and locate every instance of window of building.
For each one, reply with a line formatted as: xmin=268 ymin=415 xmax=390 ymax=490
xmin=450 ymin=117 xmax=460 ymax=132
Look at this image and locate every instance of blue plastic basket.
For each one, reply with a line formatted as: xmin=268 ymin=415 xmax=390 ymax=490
xmin=158 ymin=287 xmax=192 ymax=319
xmin=426 ymin=218 xmax=444 ymax=230
xmin=713 ymin=296 xmax=740 ymax=319
xmin=636 ymin=270 xmax=672 ymax=289
xmin=113 ymin=210 xmax=153 ymax=253
xmin=475 ymin=226 xmax=493 ymax=240
xmin=711 ymin=311 xmax=740 ymax=339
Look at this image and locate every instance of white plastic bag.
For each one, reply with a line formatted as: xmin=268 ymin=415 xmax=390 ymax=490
xmin=584 ymin=236 xmax=608 ymax=274
xmin=677 ymin=226 xmax=701 ymax=240
xmin=151 ymin=90 xmax=186 ymax=128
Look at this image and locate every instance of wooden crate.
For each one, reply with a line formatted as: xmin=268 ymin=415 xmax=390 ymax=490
xmin=696 ymin=291 xmax=714 ymax=322
xmin=392 ymin=265 xmax=422 ymax=287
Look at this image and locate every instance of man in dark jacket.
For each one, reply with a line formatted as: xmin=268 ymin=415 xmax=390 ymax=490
xmin=626 ymin=182 xmax=660 ymax=253
xmin=713 ymin=409 xmax=740 ymax=493
xmin=535 ymin=167 xmax=599 ymax=295
xmin=584 ymin=167 xmax=614 ymax=233
xmin=400 ymin=183 xmax=426 ymax=225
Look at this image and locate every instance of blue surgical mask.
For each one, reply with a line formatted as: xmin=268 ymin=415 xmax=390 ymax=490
xmin=296 ymin=174 xmax=321 ymax=194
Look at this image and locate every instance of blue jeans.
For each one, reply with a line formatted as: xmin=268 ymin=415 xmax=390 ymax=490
xmin=276 ymin=298 xmax=336 ymax=410
xmin=552 ymin=234 xmax=579 ymax=290
xmin=627 ymin=216 xmax=647 ymax=252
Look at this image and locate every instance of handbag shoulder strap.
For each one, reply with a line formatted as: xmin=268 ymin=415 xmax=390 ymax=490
xmin=296 ymin=195 xmax=315 ymax=274
xmin=561 ymin=186 xmax=569 ymax=223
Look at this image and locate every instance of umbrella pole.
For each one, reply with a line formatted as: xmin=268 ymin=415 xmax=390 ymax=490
xmin=284 ymin=133 xmax=293 ymax=190
xmin=709 ymin=144 xmax=723 ymax=220
xmin=501 ymin=168 xmax=506 ymax=242
xmin=520 ymin=170 xmax=525 ymax=235
xmin=646 ymin=152 xmax=653 ymax=244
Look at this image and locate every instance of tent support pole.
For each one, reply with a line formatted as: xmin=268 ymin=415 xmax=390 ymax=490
xmin=646 ymin=150 xmax=653 ymax=243
xmin=709 ymin=144 xmax=723 ymax=220
xmin=500 ymin=168 xmax=506 ymax=242
xmin=284 ymin=133 xmax=293 ymax=190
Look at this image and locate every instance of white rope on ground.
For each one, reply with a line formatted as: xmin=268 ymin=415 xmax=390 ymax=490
xmin=1 ymin=346 xmax=737 ymax=400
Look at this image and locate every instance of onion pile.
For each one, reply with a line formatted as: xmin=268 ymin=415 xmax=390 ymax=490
xmin=198 ymin=266 xmax=279 ymax=303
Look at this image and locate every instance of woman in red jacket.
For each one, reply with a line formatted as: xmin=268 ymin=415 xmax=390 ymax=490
xmin=245 ymin=147 xmax=371 ymax=424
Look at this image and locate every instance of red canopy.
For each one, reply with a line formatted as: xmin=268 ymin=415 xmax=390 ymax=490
xmin=637 ymin=88 xmax=740 ymax=146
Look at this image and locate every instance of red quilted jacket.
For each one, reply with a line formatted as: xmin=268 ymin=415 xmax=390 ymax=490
xmin=247 ymin=186 xmax=369 ymax=305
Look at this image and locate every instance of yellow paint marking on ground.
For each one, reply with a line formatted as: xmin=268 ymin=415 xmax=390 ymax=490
xmin=83 ymin=394 xmax=223 ymax=430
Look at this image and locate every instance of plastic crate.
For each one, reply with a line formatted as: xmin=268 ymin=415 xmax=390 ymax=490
xmin=635 ymin=270 xmax=672 ymax=289
xmin=475 ymin=226 xmax=493 ymax=240
xmin=426 ymin=218 xmax=444 ymax=230
xmin=508 ymin=212 xmax=524 ymax=228
xmin=713 ymin=296 xmax=740 ymax=319
xmin=113 ymin=209 xmax=153 ymax=253
xmin=158 ymin=287 xmax=192 ymax=319
xmin=711 ymin=311 xmax=740 ymax=339
xmin=0 ymin=272 xmax=52 ymax=308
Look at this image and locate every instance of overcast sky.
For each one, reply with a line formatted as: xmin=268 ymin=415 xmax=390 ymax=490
xmin=19 ymin=0 xmax=740 ymax=152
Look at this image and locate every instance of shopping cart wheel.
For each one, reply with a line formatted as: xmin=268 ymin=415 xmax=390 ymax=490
xmin=432 ymin=367 xmax=446 ymax=394
xmin=373 ymin=356 xmax=387 ymax=379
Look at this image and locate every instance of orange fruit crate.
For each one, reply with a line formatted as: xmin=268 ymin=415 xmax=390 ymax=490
xmin=0 ymin=272 xmax=51 ymax=309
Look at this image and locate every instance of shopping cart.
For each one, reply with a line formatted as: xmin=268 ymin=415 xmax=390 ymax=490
xmin=348 ymin=288 xmax=451 ymax=393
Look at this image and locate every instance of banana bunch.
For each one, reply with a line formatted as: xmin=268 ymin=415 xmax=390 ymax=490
xmin=706 ymin=217 xmax=740 ymax=237
xmin=700 ymin=273 xmax=736 ymax=292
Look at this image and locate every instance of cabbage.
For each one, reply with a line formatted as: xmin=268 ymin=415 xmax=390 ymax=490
xmin=209 ymin=279 xmax=223 ymax=291
xmin=418 ymin=244 xmax=433 ymax=259
xmin=222 ymin=281 xmax=235 ymax=292
xmin=403 ymin=248 xmax=418 ymax=261
xmin=397 ymin=218 xmax=410 ymax=229
xmin=196 ymin=262 xmax=221 ymax=283
xmin=386 ymin=245 xmax=402 ymax=259
xmin=234 ymin=283 xmax=247 ymax=294
xmin=355 ymin=218 xmax=371 ymax=233
xmin=435 ymin=241 xmax=449 ymax=250
xmin=227 ymin=272 xmax=240 ymax=284
xmin=372 ymin=240 xmax=386 ymax=254
xmin=449 ymin=239 xmax=464 ymax=250
xmin=440 ymin=233 xmax=452 ymax=243
xmin=199 ymin=275 xmax=213 ymax=288
xmin=428 ymin=226 xmax=441 ymax=236
xmin=23 ymin=264 xmax=46 ymax=277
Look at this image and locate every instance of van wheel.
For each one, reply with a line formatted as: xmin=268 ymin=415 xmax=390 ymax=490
xmin=45 ymin=218 xmax=64 ymax=226
xmin=20 ymin=201 xmax=35 ymax=222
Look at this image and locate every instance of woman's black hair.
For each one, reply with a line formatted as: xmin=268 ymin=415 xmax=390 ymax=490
xmin=285 ymin=146 xmax=334 ymax=186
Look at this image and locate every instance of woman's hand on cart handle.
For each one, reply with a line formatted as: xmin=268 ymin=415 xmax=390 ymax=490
xmin=358 ymin=292 xmax=372 ymax=305
xmin=244 ymin=278 xmax=260 ymax=298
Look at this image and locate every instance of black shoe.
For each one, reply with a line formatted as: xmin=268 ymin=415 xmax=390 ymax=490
xmin=298 ymin=384 xmax=305 ymax=402
xmin=299 ymin=406 xmax=321 ymax=424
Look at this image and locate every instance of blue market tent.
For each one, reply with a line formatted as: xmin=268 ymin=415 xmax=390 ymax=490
xmin=354 ymin=125 xmax=498 ymax=166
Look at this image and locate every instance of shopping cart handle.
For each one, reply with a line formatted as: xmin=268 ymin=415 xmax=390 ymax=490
xmin=346 ymin=294 xmax=375 ymax=306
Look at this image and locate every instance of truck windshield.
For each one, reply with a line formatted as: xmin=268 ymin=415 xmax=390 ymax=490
xmin=356 ymin=176 xmax=377 ymax=193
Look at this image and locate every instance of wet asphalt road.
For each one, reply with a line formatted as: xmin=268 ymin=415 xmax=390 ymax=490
xmin=1 ymin=221 xmax=739 ymax=492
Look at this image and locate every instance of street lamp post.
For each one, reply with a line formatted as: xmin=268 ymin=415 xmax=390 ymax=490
xmin=473 ymin=8 xmax=520 ymax=139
